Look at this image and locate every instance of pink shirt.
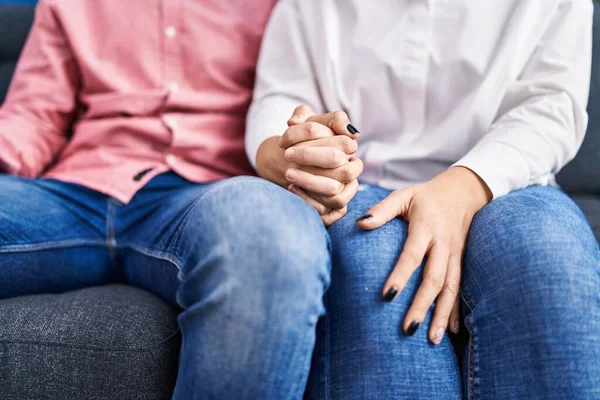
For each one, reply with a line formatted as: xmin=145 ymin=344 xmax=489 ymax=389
xmin=0 ymin=0 xmax=277 ymax=203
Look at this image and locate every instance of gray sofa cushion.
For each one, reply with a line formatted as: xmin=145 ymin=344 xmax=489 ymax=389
xmin=0 ymin=285 xmax=181 ymax=400
xmin=556 ymin=1 xmax=600 ymax=194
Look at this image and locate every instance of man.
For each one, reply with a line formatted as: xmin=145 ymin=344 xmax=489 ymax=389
xmin=0 ymin=1 xmax=333 ymax=398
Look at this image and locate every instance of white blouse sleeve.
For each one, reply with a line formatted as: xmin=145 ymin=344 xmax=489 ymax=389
xmin=454 ymin=0 xmax=593 ymax=198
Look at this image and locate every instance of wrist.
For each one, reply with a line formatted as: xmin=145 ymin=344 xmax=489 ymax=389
xmin=444 ymin=166 xmax=493 ymax=212
xmin=256 ymin=136 xmax=289 ymax=187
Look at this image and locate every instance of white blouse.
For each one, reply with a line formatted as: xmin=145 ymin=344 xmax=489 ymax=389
xmin=246 ymin=0 xmax=593 ymax=199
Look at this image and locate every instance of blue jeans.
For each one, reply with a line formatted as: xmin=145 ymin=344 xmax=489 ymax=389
xmin=2 ymin=173 xmax=600 ymax=399
xmin=304 ymin=183 xmax=600 ymax=399
xmin=0 ymin=172 xmax=331 ymax=400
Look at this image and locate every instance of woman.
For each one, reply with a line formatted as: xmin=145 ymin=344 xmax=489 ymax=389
xmin=247 ymin=0 xmax=600 ymax=398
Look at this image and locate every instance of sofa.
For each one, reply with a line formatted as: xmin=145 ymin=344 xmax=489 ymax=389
xmin=0 ymin=3 xmax=598 ymax=400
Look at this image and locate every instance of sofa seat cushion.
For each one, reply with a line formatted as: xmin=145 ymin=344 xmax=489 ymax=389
xmin=0 ymin=284 xmax=181 ymax=400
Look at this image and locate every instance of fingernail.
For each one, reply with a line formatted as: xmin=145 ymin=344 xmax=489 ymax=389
xmin=383 ymin=287 xmax=399 ymax=302
xmin=286 ymin=169 xmax=297 ymax=180
xmin=405 ymin=321 xmax=421 ymax=336
xmin=356 ymin=214 xmax=372 ymax=222
xmin=452 ymin=320 xmax=460 ymax=334
xmin=347 ymin=124 xmax=360 ymax=135
xmin=432 ymin=327 xmax=445 ymax=345
xmin=288 ymin=185 xmax=297 ymax=195
xmin=284 ymin=148 xmax=296 ymax=160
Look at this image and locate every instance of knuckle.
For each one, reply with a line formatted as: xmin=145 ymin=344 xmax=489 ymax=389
xmin=331 ymin=149 xmax=347 ymax=166
xmin=305 ymin=122 xmax=318 ymax=138
xmin=294 ymin=104 xmax=309 ymax=115
xmin=298 ymin=149 xmax=310 ymax=164
xmin=339 ymin=166 xmax=353 ymax=183
xmin=443 ymin=280 xmax=460 ymax=297
xmin=333 ymin=110 xmax=348 ymax=125
xmin=315 ymin=203 xmax=329 ymax=215
xmin=327 ymin=181 xmax=344 ymax=196
xmin=425 ymin=273 xmax=445 ymax=291
xmin=355 ymin=158 xmax=364 ymax=174
xmin=403 ymin=251 xmax=423 ymax=267
xmin=328 ymin=194 xmax=346 ymax=209
xmin=339 ymin=136 xmax=357 ymax=154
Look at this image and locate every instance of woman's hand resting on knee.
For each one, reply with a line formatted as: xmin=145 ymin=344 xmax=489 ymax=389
xmin=256 ymin=105 xmax=363 ymax=226
xmin=357 ymin=167 xmax=492 ymax=344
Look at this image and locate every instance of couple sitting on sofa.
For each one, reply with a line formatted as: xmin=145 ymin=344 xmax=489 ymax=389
xmin=1 ymin=0 xmax=599 ymax=399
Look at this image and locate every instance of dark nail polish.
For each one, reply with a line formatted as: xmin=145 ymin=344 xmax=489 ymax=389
xmin=356 ymin=214 xmax=372 ymax=222
xmin=347 ymin=124 xmax=360 ymax=135
xmin=383 ymin=287 xmax=399 ymax=302
xmin=405 ymin=321 xmax=421 ymax=336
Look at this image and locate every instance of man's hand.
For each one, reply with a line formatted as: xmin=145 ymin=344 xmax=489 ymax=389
xmin=255 ymin=105 xmax=363 ymax=226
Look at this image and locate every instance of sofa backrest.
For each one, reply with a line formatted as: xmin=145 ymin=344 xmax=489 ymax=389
xmin=0 ymin=4 xmax=34 ymax=104
xmin=555 ymin=1 xmax=600 ymax=194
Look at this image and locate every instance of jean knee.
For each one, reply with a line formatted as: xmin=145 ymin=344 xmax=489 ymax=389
xmin=464 ymin=186 xmax=600 ymax=326
xmin=177 ymin=177 xmax=331 ymax=316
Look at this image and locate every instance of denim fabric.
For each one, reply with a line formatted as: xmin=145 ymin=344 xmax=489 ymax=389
xmin=305 ymin=184 xmax=600 ymax=399
xmin=306 ymin=184 xmax=462 ymax=399
xmin=0 ymin=172 xmax=331 ymax=400
xmin=461 ymin=185 xmax=600 ymax=399
xmin=0 ymin=285 xmax=181 ymax=400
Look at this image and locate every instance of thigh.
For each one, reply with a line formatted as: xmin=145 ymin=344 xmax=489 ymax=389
xmin=120 ymin=175 xmax=331 ymax=307
xmin=0 ymin=175 xmax=112 ymax=298
xmin=306 ymin=184 xmax=461 ymax=399
xmin=463 ymin=184 xmax=599 ymax=305
xmin=461 ymin=185 xmax=600 ymax=398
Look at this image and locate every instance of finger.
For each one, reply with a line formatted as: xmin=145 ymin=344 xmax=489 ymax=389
xmin=305 ymin=179 xmax=359 ymax=210
xmin=300 ymin=157 xmax=363 ymax=184
xmin=284 ymin=146 xmax=349 ymax=169
xmin=381 ymin=225 xmax=431 ymax=302
xmin=356 ymin=188 xmax=413 ymax=230
xmin=402 ymin=245 xmax=450 ymax=337
xmin=306 ymin=111 xmax=360 ymax=138
xmin=449 ymin=256 xmax=462 ymax=335
xmin=295 ymin=135 xmax=358 ymax=155
xmin=288 ymin=184 xmax=331 ymax=215
xmin=287 ymin=105 xmax=315 ymax=127
xmin=429 ymin=253 xmax=461 ymax=344
xmin=321 ymin=206 xmax=348 ymax=227
xmin=279 ymin=122 xmax=335 ymax=149
xmin=286 ymin=168 xmax=344 ymax=197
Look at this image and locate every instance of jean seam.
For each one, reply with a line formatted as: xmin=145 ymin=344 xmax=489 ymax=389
xmin=461 ymin=291 xmax=478 ymax=400
xmin=0 ymin=328 xmax=181 ymax=352
xmin=106 ymin=199 xmax=119 ymax=266
xmin=0 ymin=239 xmax=107 ymax=253
xmin=122 ymin=243 xmax=184 ymax=271
xmin=323 ymin=302 xmax=331 ymax=400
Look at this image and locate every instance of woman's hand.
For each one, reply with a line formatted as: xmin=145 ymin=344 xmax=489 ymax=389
xmin=256 ymin=105 xmax=363 ymax=226
xmin=356 ymin=166 xmax=492 ymax=344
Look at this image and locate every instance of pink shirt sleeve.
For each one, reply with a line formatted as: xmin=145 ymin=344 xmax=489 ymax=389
xmin=0 ymin=0 xmax=79 ymax=177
